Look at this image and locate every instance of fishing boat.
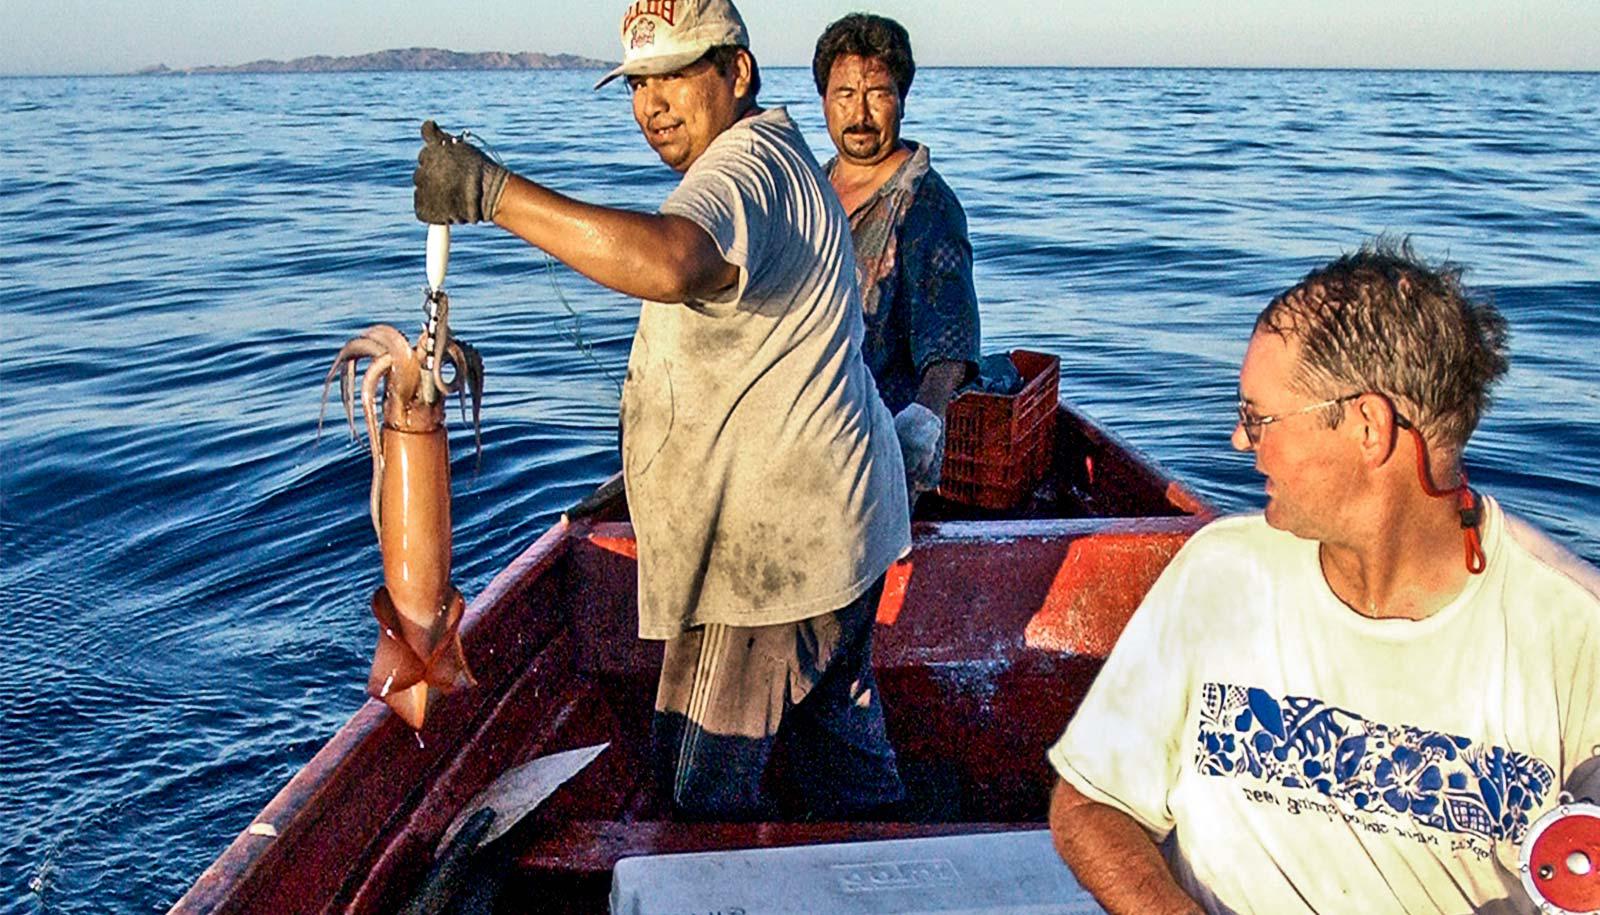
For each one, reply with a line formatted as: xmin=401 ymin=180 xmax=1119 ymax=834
xmin=171 ymin=352 xmax=1215 ymax=914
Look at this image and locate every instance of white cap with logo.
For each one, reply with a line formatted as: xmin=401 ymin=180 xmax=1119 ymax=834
xmin=594 ymin=0 xmax=749 ymax=89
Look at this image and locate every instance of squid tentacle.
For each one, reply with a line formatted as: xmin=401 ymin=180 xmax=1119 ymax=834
xmin=361 ymin=353 xmax=394 ymax=540
xmin=319 ymin=336 xmax=388 ymax=440
xmin=427 ymin=296 xmax=452 ymax=399
xmin=357 ymin=324 xmax=414 ymax=359
xmin=443 ymin=339 xmax=485 ymax=460
xmin=361 ymin=324 xmax=423 ymax=406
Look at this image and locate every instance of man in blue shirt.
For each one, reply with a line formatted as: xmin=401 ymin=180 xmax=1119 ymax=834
xmin=814 ymin=13 xmax=982 ymax=503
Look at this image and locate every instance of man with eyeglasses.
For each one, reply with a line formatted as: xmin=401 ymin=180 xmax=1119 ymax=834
xmin=1045 ymin=239 xmax=1600 ymax=913
xmin=410 ymin=0 xmax=910 ymax=820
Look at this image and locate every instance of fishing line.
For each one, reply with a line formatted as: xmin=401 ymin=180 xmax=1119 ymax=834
xmin=460 ymin=127 xmax=622 ymax=397
xmin=543 ymin=256 xmax=623 ymax=397
xmin=459 ymin=129 xmax=502 ymax=167
xmin=460 ymin=128 xmax=636 ymax=469
xmin=540 ymin=257 xmax=674 ymax=477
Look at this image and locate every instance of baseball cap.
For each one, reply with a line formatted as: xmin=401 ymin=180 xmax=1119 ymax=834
xmin=594 ymin=0 xmax=749 ymax=89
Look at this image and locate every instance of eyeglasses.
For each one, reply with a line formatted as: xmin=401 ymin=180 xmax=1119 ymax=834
xmin=1236 ymin=392 xmax=1362 ymax=445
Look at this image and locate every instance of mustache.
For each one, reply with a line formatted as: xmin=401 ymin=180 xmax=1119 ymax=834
xmin=843 ymin=123 xmax=878 ymax=135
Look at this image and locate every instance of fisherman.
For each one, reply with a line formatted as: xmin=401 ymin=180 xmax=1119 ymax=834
xmin=813 ymin=13 xmax=980 ymax=503
xmin=1046 ymin=239 xmax=1600 ymax=913
xmin=411 ymin=0 xmax=909 ymax=820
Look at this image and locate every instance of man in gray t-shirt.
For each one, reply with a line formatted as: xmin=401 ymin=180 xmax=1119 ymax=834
xmin=411 ymin=0 xmax=910 ymax=819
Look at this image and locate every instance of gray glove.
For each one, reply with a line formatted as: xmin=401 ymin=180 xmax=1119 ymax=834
xmin=894 ymin=402 xmax=945 ymax=495
xmin=412 ymin=120 xmax=510 ymax=225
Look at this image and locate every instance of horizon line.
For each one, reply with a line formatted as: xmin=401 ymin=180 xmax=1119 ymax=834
xmin=5 ymin=63 xmax=1599 ymax=79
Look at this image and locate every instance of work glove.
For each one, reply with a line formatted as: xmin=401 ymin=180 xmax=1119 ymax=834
xmin=894 ymin=402 xmax=945 ymax=496
xmin=413 ymin=120 xmax=510 ymax=225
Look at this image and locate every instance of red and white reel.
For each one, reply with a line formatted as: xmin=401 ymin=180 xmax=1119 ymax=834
xmin=1521 ymin=796 xmax=1600 ymax=915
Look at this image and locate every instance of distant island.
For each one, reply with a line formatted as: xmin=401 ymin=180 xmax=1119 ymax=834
xmin=137 ymin=47 xmax=613 ymax=75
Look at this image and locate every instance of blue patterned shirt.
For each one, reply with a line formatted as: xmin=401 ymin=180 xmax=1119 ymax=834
xmin=828 ymin=142 xmax=980 ymax=414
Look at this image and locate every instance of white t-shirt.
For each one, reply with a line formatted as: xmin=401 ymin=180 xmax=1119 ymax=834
xmin=621 ymin=107 xmax=911 ymax=639
xmin=1050 ymin=496 xmax=1600 ymax=914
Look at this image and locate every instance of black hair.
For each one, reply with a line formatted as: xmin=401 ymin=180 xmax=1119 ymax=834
xmin=812 ymin=14 xmax=914 ymax=100
xmin=702 ymin=44 xmax=761 ymax=103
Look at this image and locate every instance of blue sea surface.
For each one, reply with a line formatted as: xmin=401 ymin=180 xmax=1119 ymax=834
xmin=2 ymin=67 xmax=1597 ymax=913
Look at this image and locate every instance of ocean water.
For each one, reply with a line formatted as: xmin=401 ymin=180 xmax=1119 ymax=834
xmin=2 ymin=67 xmax=1597 ymax=913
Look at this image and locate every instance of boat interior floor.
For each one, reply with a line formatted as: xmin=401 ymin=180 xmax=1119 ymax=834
xmin=455 ymin=644 xmax=1099 ymax=912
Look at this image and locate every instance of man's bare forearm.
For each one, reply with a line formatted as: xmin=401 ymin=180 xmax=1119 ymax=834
xmin=1049 ymin=777 xmax=1204 ymax=915
xmin=491 ymin=174 xmax=737 ymax=303
xmin=914 ymin=360 xmax=969 ymax=416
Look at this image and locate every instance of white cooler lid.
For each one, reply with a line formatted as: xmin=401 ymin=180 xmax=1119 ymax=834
xmin=609 ymin=828 xmax=1106 ymax=914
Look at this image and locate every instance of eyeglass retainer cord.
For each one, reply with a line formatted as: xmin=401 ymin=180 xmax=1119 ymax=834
xmin=1400 ymin=424 xmax=1485 ymax=574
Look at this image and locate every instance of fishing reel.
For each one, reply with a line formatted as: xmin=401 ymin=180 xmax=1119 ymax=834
xmin=1521 ymin=793 xmax=1600 ymax=914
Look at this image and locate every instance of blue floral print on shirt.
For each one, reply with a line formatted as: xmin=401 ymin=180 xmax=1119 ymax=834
xmin=1196 ymin=683 xmax=1556 ymax=843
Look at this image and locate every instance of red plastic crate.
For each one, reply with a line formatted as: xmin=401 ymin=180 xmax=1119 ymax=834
xmin=936 ymin=350 xmax=1059 ymax=510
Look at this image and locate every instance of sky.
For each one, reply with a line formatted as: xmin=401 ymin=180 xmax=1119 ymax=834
xmin=2 ymin=0 xmax=1597 ymax=76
